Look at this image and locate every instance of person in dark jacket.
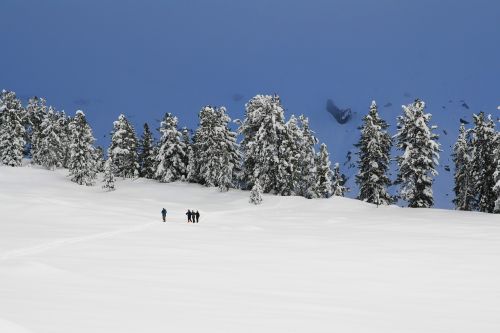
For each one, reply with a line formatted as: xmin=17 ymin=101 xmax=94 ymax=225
xmin=195 ymin=210 xmax=200 ymax=223
xmin=161 ymin=208 xmax=167 ymax=222
xmin=186 ymin=210 xmax=192 ymax=223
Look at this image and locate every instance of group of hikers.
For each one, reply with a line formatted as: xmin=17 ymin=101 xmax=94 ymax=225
xmin=186 ymin=209 xmax=200 ymax=223
xmin=161 ymin=208 xmax=201 ymax=223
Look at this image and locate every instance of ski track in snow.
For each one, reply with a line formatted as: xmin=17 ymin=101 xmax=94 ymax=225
xmin=0 ymin=222 xmax=157 ymax=261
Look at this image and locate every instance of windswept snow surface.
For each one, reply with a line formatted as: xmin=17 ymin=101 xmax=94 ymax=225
xmin=1 ymin=166 xmax=500 ymax=333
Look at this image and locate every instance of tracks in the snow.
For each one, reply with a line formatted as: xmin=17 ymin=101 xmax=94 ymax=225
xmin=0 ymin=222 xmax=157 ymax=261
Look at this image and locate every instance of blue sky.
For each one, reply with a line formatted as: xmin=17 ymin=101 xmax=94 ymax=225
xmin=2 ymin=0 xmax=499 ymax=206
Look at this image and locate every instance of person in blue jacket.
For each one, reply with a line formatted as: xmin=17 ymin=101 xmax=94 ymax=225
xmin=161 ymin=208 xmax=167 ymax=222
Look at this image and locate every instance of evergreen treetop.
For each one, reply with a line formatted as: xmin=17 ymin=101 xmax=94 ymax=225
xmin=355 ymin=100 xmax=393 ymax=206
xmin=138 ymin=122 xmax=156 ymax=179
xmin=155 ymin=112 xmax=186 ymax=182
xmin=239 ymin=94 xmax=287 ymax=193
xmin=108 ymin=114 xmax=139 ymax=178
xmin=395 ymin=99 xmax=440 ymax=208
xmin=68 ymin=110 xmax=97 ymax=186
xmin=0 ymin=90 xmax=26 ymax=167
xmin=469 ymin=112 xmax=497 ymax=213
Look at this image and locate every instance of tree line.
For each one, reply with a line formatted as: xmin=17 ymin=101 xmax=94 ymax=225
xmin=0 ymin=89 xmax=498 ymax=212
xmin=355 ymin=99 xmax=499 ymax=213
xmin=0 ymin=91 xmax=346 ymax=204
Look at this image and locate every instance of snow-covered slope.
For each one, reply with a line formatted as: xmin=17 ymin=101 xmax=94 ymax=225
xmin=1 ymin=166 xmax=500 ymax=333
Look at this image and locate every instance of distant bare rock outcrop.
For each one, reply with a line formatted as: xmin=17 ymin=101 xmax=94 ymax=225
xmin=326 ymin=99 xmax=352 ymax=124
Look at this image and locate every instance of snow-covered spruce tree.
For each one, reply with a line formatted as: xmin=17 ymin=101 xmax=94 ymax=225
xmin=494 ymin=157 xmax=500 ymax=214
xmin=108 ymin=114 xmax=139 ymax=178
xmin=52 ymin=111 xmax=72 ymax=168
xmin=296 ymin=115 xmax=318 ymax=198
xmin=192 ymin=106 xmax=220 ymax=186
xmin=216 ymin=108 xmax=240 ymax=192
xmin=238 ymin=94 xmax=287 ymax=193
xmin=469 ymin=112 xmax=497 ymax=213
xmin=0 ymin=90 xmax=26 ymax=166
xmin=395 ymin=99 xmax=440 ymax=208
xmin=192 ymin=106 xmax=240 ymax=190
xmin=355 ymin=101 xmax=393 ymax=206
xmin=313 ymin=143 xmax=333 ymax=198
xmin=185 ymin=144 xmax=198 ymax=183
xmin=155 ymin=113 xmax=186 ymax=182
xmin=495 ymin=130 xmax=500 ymax=213
xmin=452 ymin=124 xmax=474 ymax=211
xmin=102 ymin=157 xmax=116 ymax=191
xmin=138 ymin=123 xmax=156 ymax=179
xmin=181 ymin=126 xmax=191 ymax=171
xmin=37 ymin=107 xmax=65 ymax=170
xmin=25 ymin=96 xmax=47 ymax=160
xmin=185 ymin=126 xmax=200 ymax=183
xmin=181 ymin=127 xmax=191 ymax=146
xmin=68 ymin=111 xmax=97 ymax=186
xmin=331 ymin=162 xmax=348 ymax=197
xmin=276 ymin=115 xmax=302 ymax=196
xmin=94 ymin=146 xmax=105 ymax=172
xmin=249 ymin=179 xmax=263 ymax=205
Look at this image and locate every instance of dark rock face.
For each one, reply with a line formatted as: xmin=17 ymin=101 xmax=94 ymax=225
xmin=326 ymin=99 xmax=352 ymax=124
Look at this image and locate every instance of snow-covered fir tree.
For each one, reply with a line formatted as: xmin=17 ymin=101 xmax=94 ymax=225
xmin=495 ymin=129 xmax=500 ymax=213
xmin=249 ymin=179 xmax=263 ymax=205
xmin=57 ymin=111 xmax=72 ymax=168
xmin=313 ymin=143 xmax=333 ymax=198
xmin=138 ymin=123 xmax=156 ymax=179
xmin=193 ymin=105 xmax=221 ymax=186
xmin=102 ymin=157 xmax=116 ymax=191
xmin=494 ymin=157 xmax=500 ymax=214
xmin=0 ymin=90 xmax=26 ymax=167
xmin=238 ymin=94 xmax=287 ymax=193
xmin=452 ymin=124 xmax=474 ymax=211
xmin=296 ymin=115 xmax=318 ymax=198
xmin=108 ymin=114 xmax=139 ymax=178
xmin=192 ymin=106 xmax=240 ymax=190
xmin=395 ymin=99 xmax=440 ymax=208
xmin=68 ymin=111 xmax=97 ymax=186
xmin=155 ymin=113 xmax=186 ymax=182
xmin=36 ymin=107 xmax=65 ymax=170
xmin=185 ymin=126 xmax=200 ymax=183
xmin=25 ymin=96 xmax=47 ymax=160
xmin=276 ymin=115 xmax=302 ymax=196
xmin=216 ymin=109 xmax=240 ymax=191
xmin=469 ymin=112 xmax=497 ymax=213
xmin=185 ymin=144 xmax=198 ymax=183
xmin=181 ymin=127 xmax=191 ymax=146
xmin=331 ymin=162 xmax=348 ymax=197
xmin=94 ymin=146 xmax=105 ymax=172
xmin=355 ymin=101 xmax=393 ymax=206
xmin=180 ymin=126 xmax=191 ymax=171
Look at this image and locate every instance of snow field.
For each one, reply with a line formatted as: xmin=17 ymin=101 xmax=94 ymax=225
xmin=1 ymin=166 xmax=500 ymax=332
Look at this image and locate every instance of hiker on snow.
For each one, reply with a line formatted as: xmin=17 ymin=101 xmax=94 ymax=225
xmin=161 ymin=208 xmax=167 ymax=222
xmin=186 ymin=210 xmax=192 ymax=223
xmin=195 ymin=210 xmax=200 ymax=223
